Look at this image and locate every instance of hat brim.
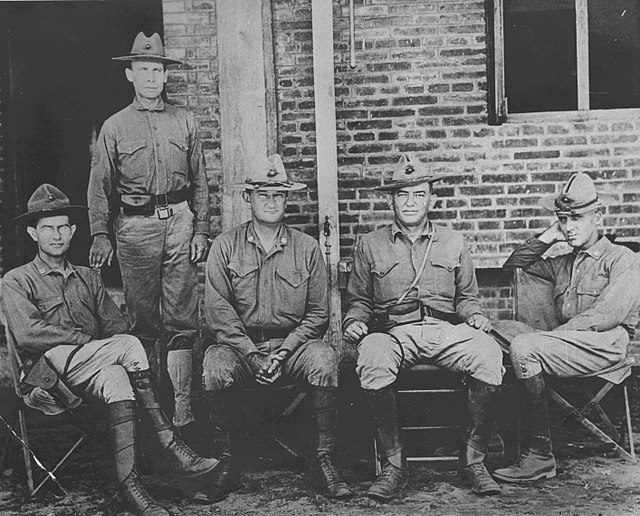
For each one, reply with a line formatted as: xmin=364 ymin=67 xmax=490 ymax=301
xmin=233 ymin=182 xmax=307 ymax=191
xmin=13 ymin=206 xmax=88 ymax=225
xmin=539 ymin=193 xmax=615 ymax=213
xmin=374 ymin=175 xmax=448 ymax=192
xmin=112 ymin=55 xmax=183 ymax=65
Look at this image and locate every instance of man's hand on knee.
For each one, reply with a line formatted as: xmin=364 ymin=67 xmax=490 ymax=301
xmin=344 ymin=320 xmax=369 ymax=343
xmin=247 ymin=352 xmax=279 ymax=384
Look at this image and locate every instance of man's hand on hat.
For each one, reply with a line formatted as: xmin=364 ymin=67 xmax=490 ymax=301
xmin=190 ymin=233 xmax=208 ymax=263
xmin=89 ymin=234 xmax=114 ymax=268
xmin=538 ymin=220 xmax=566 ymax=245
xmin=466 ymin=313 xmax=492 ymax=333
xmin=344 ymin=320 xmax=369 ymax=343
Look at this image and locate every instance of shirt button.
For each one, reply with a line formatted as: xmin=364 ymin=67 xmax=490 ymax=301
xmin=158 ymin=159 xmax=163 ymax=163
xmin=153 ymin=126 xmax=157 ymax=130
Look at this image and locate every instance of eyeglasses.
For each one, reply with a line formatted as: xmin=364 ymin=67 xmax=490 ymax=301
xmin=37 ymin=224 xmax=73 ymax=236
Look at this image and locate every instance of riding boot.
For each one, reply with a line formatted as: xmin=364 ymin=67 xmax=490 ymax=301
xmin=364 ymin=386 xmax=408 ymax=502
xmin=130 ymin=370 xmax=219 ymax=478
xmin=206 ymin=388 xmax=240 ymax=494
xmin=108 ymin=400 xmax=169 ymax=516
xmin=457 ymin=379 xmax=501 ymax=495
xmin=493 ymin=373 xmax=556 ymax=483
xmin=310 ymin=387 xmax=354 ymax=499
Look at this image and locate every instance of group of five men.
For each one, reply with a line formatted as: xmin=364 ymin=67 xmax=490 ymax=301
xmin=3 ymin=32 xmax=639 ymax=516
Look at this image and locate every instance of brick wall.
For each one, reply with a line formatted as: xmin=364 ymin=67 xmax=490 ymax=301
xmin=162 ymin=0 xmax=640 ymax=270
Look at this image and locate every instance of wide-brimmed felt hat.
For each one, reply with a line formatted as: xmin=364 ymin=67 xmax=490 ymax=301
xmin=236 ymin=154 xmax=306 ymax=191
xmin=14 ymin=184 xmax=87 ymax=225
xmin=539 ymin=172 xmax=615 ymax=215
xmin=113 ymin=32 xmax=183 ymax=66
xmin=375 ymin=154 xmax=447 ymax=192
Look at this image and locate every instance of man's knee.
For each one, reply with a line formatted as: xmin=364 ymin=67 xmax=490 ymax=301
xmin=466 ymin=333 xmax=504 ymax=386
xmin=509 ymin=333 xmax=539 ymax=362
xmin=91 ymin=365 xmax=135 ymax=403
xmin=299 ymin=341 xmax=338 ymax=387
xmin=203 ymin=345 xmax=243 ymax=390
xmin=113 ymin=333 xmax=149 ymax=370
xmin=167 ymin=333 xmax=196 ymax=351
xmin=357 ymin=333 xmax=401 ymax=390
xmin=509 ymin=333 xmax=543 ymax=379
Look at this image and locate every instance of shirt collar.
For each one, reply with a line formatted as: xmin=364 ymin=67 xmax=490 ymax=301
xmin=577 ymin=235 xmax=610 ymax=259
xmin=132 ymin=96 xmax=165 ymax=112
xmin=390 ymin=221 xmax=436 ymax=242
xmin=33 ymin=255 xmax=76 ymax=277
xmin=246 ymin=223 xmax=289 ymax=250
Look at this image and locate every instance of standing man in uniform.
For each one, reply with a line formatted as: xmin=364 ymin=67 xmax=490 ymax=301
xmin=88 ymin=32 xmax=210 ymax=439
xmin=3 ymin=184 xmax=220 ymax=516
xmin=202 ymin=154 xmax=353 ymax=499
xmin=493 ymin=172 xmax=640 ymax=483
xmin=343 ymin=155 xmax=504 ymax=501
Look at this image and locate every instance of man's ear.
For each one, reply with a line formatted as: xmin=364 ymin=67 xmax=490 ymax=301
xmin=242 ymin=191 xmax=251 ymax=204
xmin=594 ymin=209 xmax=603 ymax=226
xmin=26 ymin=226 xmax=37 ymax=242
xmin=125 ymin=67 xmax=134 ymax=84
xmin=429 ymin=192 xmax=438 ymax=211
xmin=70 ymin=224 xmax=77 ymax=240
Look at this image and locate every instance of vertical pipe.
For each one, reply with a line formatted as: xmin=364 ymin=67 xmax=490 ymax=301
xmin=311 ymin=0 xmax=343 ymax=355
xmin=349 ymin=0 xmax=356 ymax=69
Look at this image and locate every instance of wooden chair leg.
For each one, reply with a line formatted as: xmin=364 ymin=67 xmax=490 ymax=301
xmin=31 ymin=434 xmax=88 ymax=497
xmin=17 ymin=408 xmax=34 ymax=495
xmin=623 ymin=384 xmax=636 ymax=460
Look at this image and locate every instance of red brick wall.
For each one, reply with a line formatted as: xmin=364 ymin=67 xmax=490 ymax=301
xmin=163 ymin=0 xmax=640 ymax=273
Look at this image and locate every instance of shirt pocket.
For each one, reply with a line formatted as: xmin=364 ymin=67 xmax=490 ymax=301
xmin=36 ymin=296 xmax=64 ymax=317
xmin=371 ymin=260 xmax=400 ymax=303
xmin=275 ymin=268 xmax=310 ymax=317
xmin=576 ymin=276 xmax=608 ymax=311
xmin=227 ymin=262 xmax=259 ymax=313
xmin=168 ymin=137 xmax=189 ymax=180
xmin=117 ymin=140 xmax=148 ymax=180
xmin=428 ymin=257 xmax=458 ymax=298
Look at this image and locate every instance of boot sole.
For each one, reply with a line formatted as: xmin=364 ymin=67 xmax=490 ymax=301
xmin=366 ymin=479 xmax=409 ymax=502
xmin=493 ymin=467 xmax=556 ymax=484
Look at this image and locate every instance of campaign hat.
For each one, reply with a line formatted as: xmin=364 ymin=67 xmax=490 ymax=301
xmin=112 ymin=32 xmax=183 ymax=65
xmin=14 ymin=184 xmax=87 ymax=225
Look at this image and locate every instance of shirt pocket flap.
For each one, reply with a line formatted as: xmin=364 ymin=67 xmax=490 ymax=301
xmin=577 ymin=278 xmax=608 ymax=296
xmin=276 ymin=268 xmax=310 ymax=288
xmin=169 ymin=137 xmax=189 ymax=152
xmin=227 ymin=262 xmax=259 ymax=278
xmin=119 ymin=140 xmax=146 ymax=155
xmin=372 ymin=261 xmax=399 ymax=277
xmin=430 ymin=257 xmax=459 ymax=271
xmin=37 ymin=296 xmax=63 ymax=314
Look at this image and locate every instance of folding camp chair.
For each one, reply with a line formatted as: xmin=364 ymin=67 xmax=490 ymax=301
xmin=0 ymin=280 xmax=95 ymax=496
xmin=498 ymin=263 xmax=636 ymax=461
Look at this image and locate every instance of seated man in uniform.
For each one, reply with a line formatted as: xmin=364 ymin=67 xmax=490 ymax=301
xmin=343 ymin=155 xmax=504 ymax=501
xmin=2 ymin=184 xmax=221 ymax=516
xmin=494 ymin=172 xmax=640 ymax=483
xmin=202 ymin=154 xmax=353 ymax=499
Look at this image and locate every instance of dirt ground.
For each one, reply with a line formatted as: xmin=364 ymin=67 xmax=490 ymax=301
xmin=2 ymin=379 xmax=640 ymax=516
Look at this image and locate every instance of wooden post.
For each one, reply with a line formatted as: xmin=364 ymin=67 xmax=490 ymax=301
xmin=576 ymin=0 xmax=590 ymax=110
xmin=311 ymin=0 xmax=343 ymax=355
xmin=216 ymin=0 xmax=278 ymax=230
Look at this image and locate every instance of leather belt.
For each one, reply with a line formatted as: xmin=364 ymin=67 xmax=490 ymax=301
xmin=120 ymin=188 xmax=190 ymax=215
xmin=422 ymin=305 xmax=461 ymax=325
xmin=246 ymin=328 xmax=290 ymax=343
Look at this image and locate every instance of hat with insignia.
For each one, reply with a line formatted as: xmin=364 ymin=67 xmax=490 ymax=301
xmin=539 ymin=172 xmax=614 ymax=215
xmin=112 ymin=32 xmax=183 ymax=65
xmin=14 ymin=184 xmax=87 ymax=225
xmin=238 ymin=154 xmax=306 ymax=191
xmin=374 ymin=154 xmax=447 ymax=192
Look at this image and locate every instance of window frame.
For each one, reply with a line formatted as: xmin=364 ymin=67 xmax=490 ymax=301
xmin=487 ymin=0 xmax=640 ymax=124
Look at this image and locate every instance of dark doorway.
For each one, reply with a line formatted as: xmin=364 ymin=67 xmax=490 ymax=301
xmin=0 ymin=0 xmax=163 ymax=284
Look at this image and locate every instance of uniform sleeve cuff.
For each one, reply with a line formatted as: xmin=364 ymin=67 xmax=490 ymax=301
xmin=195 ymin=221 xmax=210 ymax=235
xmin=90 ymin=223 xmax=109 ymax=236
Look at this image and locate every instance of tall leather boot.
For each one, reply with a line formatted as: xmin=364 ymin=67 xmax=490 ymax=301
xmin=108 ymin=400 xmax=169 ymax=516
xmin=458 ymin=379 xmax=501 ymax=495
xmin=130 ymin=370 xmax=219 ymax=478
xmin=493 ymin=373 xmax=556 ymax=483
xmin=206 ymin=388 xmax=240 ymax=494
xmin=365 ymin=386 xmax=408 ymax=502
xmin=310 ymin=387 xmax=354 ymax=499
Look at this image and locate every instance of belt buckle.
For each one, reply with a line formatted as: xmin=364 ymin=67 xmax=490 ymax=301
xmin=157 ymin=206 xmax=174 ymax=220
xmin=155 ymin=193 xmax=169 ymax=207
